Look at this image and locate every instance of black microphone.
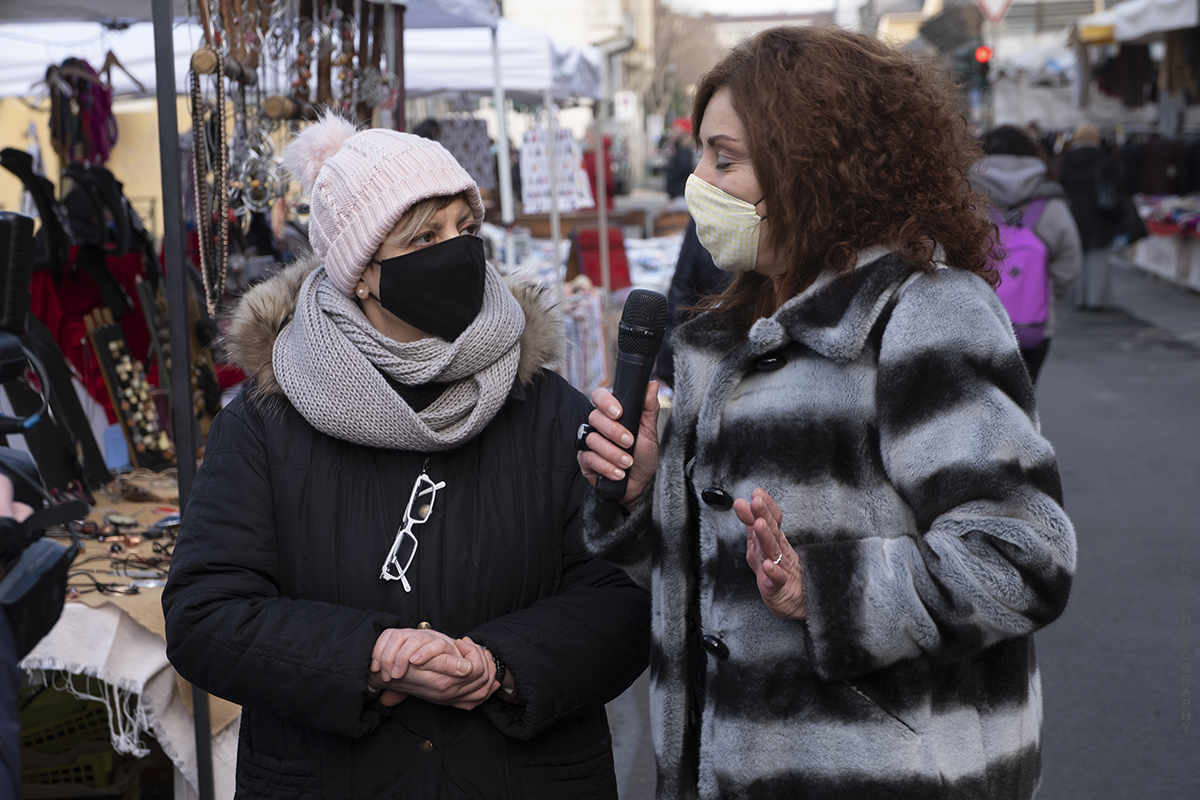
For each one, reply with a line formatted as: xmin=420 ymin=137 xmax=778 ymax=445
xmin=595 ymin=289 xmax=667 ymax=512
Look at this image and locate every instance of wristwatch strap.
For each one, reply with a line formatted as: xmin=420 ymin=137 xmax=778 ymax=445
xmin=489 ymin=648 xmax=506 ymax=685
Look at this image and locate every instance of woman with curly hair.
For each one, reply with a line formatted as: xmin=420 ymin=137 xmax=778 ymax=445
xmin=576 ymin=25 xmax=1076 ymax=800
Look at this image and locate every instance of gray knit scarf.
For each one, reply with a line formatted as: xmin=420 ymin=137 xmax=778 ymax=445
xmin=272 ymin=264 xmax=525 ymax=451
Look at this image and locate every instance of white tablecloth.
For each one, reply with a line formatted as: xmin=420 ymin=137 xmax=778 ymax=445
xmin=21 ymin=602 xmax=238 ymax=799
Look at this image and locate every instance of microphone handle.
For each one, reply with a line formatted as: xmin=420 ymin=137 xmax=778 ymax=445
xmin=595 ymin=349 xmax=657 ymax=502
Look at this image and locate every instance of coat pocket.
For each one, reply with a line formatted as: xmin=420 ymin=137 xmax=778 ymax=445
xmin=235 ymin=745 xmax=323 ymax=799
xmin=515 ymin=733 xmax=617 ymax=800
xmin=842 ymin=680 xmax=920 ymax=740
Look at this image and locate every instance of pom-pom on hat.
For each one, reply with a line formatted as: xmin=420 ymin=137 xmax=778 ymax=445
xmin=283 ymin=111 xmax=484 ymax=295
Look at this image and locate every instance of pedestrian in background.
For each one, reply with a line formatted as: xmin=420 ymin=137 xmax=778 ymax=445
xmin=1058 ymin=123 xmax=1121 ymax=309
xmin=973 ymin=124 xmax=1082 ymax=382
xmin=163 ymin=113 xmax=649 ymax=798
xmin=577 ymin=25 xmax=1075 ymax=800
xmin=664 ymin=120 xmax=696 ymax=200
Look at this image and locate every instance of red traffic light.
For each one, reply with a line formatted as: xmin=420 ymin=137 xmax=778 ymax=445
xmin=975 ymin=45 xmax=993 ymax=64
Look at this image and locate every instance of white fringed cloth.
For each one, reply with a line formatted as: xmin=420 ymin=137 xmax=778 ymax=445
xmin=20 ymin=603 xmax=238 ymax=799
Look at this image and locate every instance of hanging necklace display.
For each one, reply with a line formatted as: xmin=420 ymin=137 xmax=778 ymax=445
xmin=189 ymin=46 xmax=230 ymax=315
xmin=230 ymin=131 xmax=281 ymax=215
xmin=334 ymin=0 xmax=359 ymax=116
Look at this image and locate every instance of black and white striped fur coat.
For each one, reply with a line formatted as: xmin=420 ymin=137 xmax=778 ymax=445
xmin=584 ymin=249 xmax=1076 ymax=800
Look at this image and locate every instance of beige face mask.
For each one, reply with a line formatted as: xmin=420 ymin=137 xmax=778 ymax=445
xmin=684 ymin=173 xmax=763 ymax=272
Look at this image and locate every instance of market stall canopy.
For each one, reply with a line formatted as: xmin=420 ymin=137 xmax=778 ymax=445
xmin=1074 ymin=10 xmax=1117 ymax=44
xmin=550 ymin=38 xmax=602 ymax=102
xmin=1113 ymin=0 xmax=1199 ymax=41
xmin=405 ymin=18 xmax=600 ymax=103
xmin=0 ymin=20 xmax=204 ymax=97
xmin=0 ymin=0 xmax=190 ymax=21
xmin=376 ymin=0 xmax=498 ymax=28
xmin=0 ymin=0 xmax=505 ymax=98
xmin=0 ymin=19 xmax=588 ymax=101
xmin=0 ymin=0 xmax=497 ymax=26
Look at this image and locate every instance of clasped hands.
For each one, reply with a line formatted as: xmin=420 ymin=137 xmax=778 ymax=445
xmin=578 ymin=385 xmax=806 ymax=620
xmin=368 ymin=629 xmax=498 ymax=710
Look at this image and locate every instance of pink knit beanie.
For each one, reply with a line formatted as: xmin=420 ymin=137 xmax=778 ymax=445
xmin=283 ymin=112 xmax=484 ymax=295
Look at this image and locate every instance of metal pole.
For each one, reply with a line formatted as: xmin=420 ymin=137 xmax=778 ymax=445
xmin=394 ymin=2 xmax=406 ymax=131
xmin=492 ymin=25 xmax=516 ymax=269
xmin=381 ymin=2 xmax=396 ymax=130
xmin=596 ymin=54 xmax=610 ymax=295
xmin=151 ymin=2 xmax=210 ymax=798
xmin=543 ymin=88 xmax=561 ymax=281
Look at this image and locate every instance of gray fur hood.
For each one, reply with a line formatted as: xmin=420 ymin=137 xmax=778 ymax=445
xmin=222 ymin=253 xmax=564 ymax=401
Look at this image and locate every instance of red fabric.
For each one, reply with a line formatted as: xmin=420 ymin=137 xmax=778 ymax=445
xmin=1146 ymin=220 xmax=1184 ymax=236
xmin=174 ymin=229 xmax=247 ymax=390
xmin=28 ymin=246 xmax=158 ymax=423
xmin=571 ymin=227 xmax=630 ymax=291
xmin=583 ymin=136 xmax=615 ymax=211
xmin=215 ymin=362 xmax=246 ymax=390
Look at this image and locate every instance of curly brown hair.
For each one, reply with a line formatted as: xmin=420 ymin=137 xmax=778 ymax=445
xmin=691 ymin=25 xmax=999 ymax=328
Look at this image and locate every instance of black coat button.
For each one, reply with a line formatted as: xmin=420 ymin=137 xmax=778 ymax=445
xmin=702 ymin=635 xmax=730 ymax=660
xmin=754 ymin=354 xmax=787 ymax=371
xmin=701 ymin=487 xmax=734 ymax=511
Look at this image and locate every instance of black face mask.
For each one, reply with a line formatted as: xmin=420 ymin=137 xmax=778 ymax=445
xmin=370 ymin=235 xmax=487 ymax=341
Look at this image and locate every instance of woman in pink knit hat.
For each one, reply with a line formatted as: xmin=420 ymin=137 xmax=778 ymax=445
xmin=163 ymin=113 xmax=649 ymax=799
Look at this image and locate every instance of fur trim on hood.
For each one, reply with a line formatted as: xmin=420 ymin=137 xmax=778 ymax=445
xmin=222 ymin=253 xmax=565 ymax=402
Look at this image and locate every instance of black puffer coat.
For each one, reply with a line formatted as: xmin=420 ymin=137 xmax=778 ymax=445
xmin=162 ymin=260 xmax=650 ymax=799
xmin=1058 ymin=144 xmax=1119 ymax=250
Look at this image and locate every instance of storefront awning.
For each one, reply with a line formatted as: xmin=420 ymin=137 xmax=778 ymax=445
xmin=1114 ymin=0 xmax=1199 ymax=42
xmin=1075 ymin=10 xmax=1116 ymax=45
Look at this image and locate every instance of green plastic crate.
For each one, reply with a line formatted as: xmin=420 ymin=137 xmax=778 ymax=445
xmin=20 ymin=685 xmax=112 ymax=755
xmin=22 ymin=741 xmax=116 ymax=788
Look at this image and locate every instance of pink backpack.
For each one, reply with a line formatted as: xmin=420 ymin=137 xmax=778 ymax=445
xmin=991 ymin=199 xmax=1050 ymax=350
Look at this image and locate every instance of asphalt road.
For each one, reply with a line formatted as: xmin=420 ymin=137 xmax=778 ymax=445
xmin=607 ymin=290 xmax=1200 ymax=799
xmin=1035 ymin=301 xmax=1199 ymax=799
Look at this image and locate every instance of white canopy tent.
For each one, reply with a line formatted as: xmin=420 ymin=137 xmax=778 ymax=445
xmin=404 ymin=19 xmax=601 ymax=270
xmin=1074 ymin=0 xmax=1200 ymax=43
xmin=0 ymin=0 xmax=497 ymax=27
xmin=0 ymin=20 xmax=206 ymax=98
xmin=404 ymin=17 xmax=600 ymax=103
xmin=1114 ymin=0 xmax=1199 ymax=42
xmin=0 ymin=15 xmax=601 ymax=105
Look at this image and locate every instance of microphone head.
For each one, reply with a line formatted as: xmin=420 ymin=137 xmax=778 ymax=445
xmin=618 ymin=289 xmax=667 ymax=357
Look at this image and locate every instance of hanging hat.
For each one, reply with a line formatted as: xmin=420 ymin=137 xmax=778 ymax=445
xmin=283 ymin=112 xmax=484 ymax=295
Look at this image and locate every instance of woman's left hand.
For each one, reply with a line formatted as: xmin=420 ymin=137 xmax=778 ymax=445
xmin=734 ymin=488 xmax=806 ymax=620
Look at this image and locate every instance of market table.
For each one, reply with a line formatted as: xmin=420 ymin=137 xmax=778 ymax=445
xmin=18 ymin=475 xmax=239 ymax=799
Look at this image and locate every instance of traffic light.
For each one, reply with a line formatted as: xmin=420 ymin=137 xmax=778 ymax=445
xmin=975 ymin=45 xmax=992 ymax=82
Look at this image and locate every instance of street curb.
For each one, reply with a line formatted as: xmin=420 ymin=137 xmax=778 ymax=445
xmin=1107 ymin=253 xmax=1200 ymax=348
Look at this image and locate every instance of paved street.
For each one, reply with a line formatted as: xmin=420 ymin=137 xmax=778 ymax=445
xmin=607 ymin=263 xmax=1200 ymax=799
xmin=1036 ymin=270 xmax=1200 ymax=798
